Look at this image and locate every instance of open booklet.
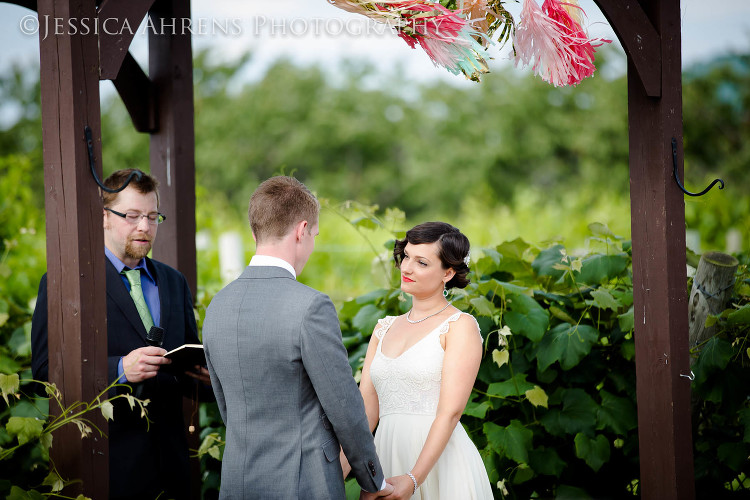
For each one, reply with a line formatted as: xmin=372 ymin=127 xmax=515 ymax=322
xmin=162 ymin=344 xmax=206 ymax=371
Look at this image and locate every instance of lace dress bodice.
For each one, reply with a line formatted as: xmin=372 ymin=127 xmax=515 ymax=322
xmin=369 ymin=312 xmax=481 ymax=418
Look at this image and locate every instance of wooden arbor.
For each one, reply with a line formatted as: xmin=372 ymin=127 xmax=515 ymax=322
xmin=7 ymin=0 xmax=693 ymax=498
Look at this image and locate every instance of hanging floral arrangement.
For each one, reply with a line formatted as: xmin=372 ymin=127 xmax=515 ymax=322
xmin=326 ymin=0 xmax=610 ymax=85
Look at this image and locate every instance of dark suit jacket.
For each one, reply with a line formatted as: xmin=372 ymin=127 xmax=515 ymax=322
xmin=31 ymin=257 xmax=205 ymax=500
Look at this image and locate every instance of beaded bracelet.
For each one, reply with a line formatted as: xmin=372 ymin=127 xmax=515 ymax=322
xmin=406 ymin=472 xmax=418 ymax=495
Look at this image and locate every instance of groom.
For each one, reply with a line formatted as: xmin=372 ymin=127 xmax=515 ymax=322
xmin=202 ymin=176 xmax=391 ymax=499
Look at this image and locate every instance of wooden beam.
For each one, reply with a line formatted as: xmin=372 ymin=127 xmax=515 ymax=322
xmin=111 ymin=52 xmax=158 ymax=133
xmin=97 ymin=0 xmax=156 ymax=79
xmin=37 ymin=0 xmax=108 ymax=497
xmin=594 ymin=0 xmax=662 ymax=97
xmin=148 ymin=1 xmax=199 ymax=497
xmin=626 ymin=0 xmax=695 ymax=498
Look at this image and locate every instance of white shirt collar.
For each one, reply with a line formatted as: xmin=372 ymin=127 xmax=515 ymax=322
xmin=248 ymin=255 xmax=297 ymax=279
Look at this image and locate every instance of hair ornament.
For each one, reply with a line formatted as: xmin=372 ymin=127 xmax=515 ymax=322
xmin=464 ymin=253 xmax=471 ymax=266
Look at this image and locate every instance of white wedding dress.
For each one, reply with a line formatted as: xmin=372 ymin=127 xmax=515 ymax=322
xmin=369 ymin=312 xmax=493 ymax=499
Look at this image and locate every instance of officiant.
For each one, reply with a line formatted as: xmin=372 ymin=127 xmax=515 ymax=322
xmin=31 ymin=169 xmax=212 ymax=500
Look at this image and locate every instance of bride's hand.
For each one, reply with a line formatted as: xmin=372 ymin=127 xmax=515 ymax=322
xmin=382 ymin=475 xmax=414 ymax=500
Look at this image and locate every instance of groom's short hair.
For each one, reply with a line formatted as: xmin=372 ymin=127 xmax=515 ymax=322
xmin=249 ymin=176 xmax=320 ymax=243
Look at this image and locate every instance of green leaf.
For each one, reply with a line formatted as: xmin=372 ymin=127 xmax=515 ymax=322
xmin=588 ymin=222 xmax=617 ymax=239
xmin=525 ymin=386 xmax=548 ymax=408
xmin=0 ymin=356 xmax=22 ymax=375
xmin=512 ymin=463 xmax=534 ymax=484
xmin=463 ymin=400 xmax=491 ymax=419
xmin=469 ymin=296 xmax=497 ymax=317
xmin=0 ymin=299 xmax=8 ymax=327
xmin=0 ymin=372 xmax=20 ymax=405
xmin=697 ymin=336 xmax=733 ymax=370
xmin=549 ymin=305 xmax=576 ymax=324
xmin=484 ymin=420 xmax=533 ymax=464
xmin=100 ymin=401 xmax=114 ymax=421
xmin=574 ymin=433 xmax=611 ymax=471
xmin=504 ymin=293 xmax=549 ymax=342
xmin=41 ymin=471 xmax=65 ymax=493
xmin=727 ymin=304 xmax=750 ymax=326
xmin=618 ymin=305 xmax=634 ymax=332
xmin=492 ymin=349 xmax=509 ymax=368
xmin=488 ymin=374 xmax=536 ymax=398
xmin=540 ymin=389 xmax=598 ymax=436
xmin=588 ymin=289 xmax=622 ymax=311
xmin=739 ymin=408 xmax=750 ymax=443
xmin=556 ymin=484 xmax=593 ymax=500
xmin=40 ymin=432 xmax=53 ymax=459
xmin=577 ymin=254 xmax=628 ymax=284
xmin=6 ymin=416 xmax=44 ymax=446
xmin=532 ymin=244 xmax=566 ymax=281
xmin=597 ymin=390 xmax=637 ymax=434
xmin=7 ymin=486 xmax=46 ymax=500
xmin=528 ymin=446 xmax=566 ymax=477
xmin=537 ymin=323 xmax=599 ymax=371
xmin=717 ymin=442 xmax=748 ymax=471
xmin=351 ymin=304 xmax=386 ymax=335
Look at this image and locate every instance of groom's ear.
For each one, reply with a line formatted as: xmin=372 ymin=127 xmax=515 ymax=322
xmin=294 ymin=220 xmax=308 ymax=242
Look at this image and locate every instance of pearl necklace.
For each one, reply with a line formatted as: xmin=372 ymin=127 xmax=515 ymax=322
xmin=406 ymin=302 xmax=452 ymax=324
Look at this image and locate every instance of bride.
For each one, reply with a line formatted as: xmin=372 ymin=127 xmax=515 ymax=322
xmin=356 ymin=222 xmax=493 ymax=499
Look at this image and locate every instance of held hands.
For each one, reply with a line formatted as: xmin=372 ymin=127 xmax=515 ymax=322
xmin=122 ymin=346 xmax=170 ymax=383
xmin=359 ymin=482 xmax=394 ymax=500
xmin=381 ymin=475 xmax=416 ymax=500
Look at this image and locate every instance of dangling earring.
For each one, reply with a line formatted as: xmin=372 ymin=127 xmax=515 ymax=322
xmin=443 ymin=283 xmax=449 ymax=298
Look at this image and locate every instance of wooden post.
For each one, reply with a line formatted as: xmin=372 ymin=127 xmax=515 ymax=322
xmin=37 ymin=0 xmax=109 ymax=497
xmin=688 ymin=252 xmax=739 ymax=352
xmin=625 ymin=0 xmax=695 ymax=498
xmin=148 ymin=1 xmax=200 ymax=498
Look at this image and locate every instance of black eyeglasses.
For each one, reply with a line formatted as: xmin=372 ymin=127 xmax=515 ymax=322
xmin=105 ymin=208 xmax=166 ymax=225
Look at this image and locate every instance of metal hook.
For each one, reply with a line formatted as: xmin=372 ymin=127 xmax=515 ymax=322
xmin=672 ymin=137 xmax=724 ymax=197
xmin=85 ymin=126 xmax=142 ymax=193
xmin=680 ymin=371 xmax=695 ymax=381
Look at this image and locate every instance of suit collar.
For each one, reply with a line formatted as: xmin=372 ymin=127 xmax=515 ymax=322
xmin=239 ymin=265 xmax=295 ymax=280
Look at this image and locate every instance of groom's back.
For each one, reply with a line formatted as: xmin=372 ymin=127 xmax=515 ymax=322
xmin=203 ymin=266 xmax=346 ymax=499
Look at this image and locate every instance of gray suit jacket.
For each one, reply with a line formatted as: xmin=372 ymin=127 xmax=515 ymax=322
xmin=203 ymin=266 xmax=385 ymax=499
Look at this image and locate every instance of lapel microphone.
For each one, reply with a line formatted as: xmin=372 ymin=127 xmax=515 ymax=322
xmin=146 ymin=326 xmax=164 ymax=347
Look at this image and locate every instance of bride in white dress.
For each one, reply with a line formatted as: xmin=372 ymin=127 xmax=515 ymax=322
xmin=357 ymin=222 xmax=493 ymax=500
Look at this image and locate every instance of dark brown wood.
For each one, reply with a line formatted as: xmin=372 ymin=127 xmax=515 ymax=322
xmin=37 ymin=0 xmax=109 ymax=497
xmin=3 ymin=0 xmax=36 ymax=10
xmin=594 ymin=0 xmax=661 ymax=97
xmin=625 ymin=0 xmax=694 ymax=498
xmin=148 ymin=0 xmax=196 ymax=288
xmin=148 ymin=1 xmax=199 ymax=497
xmin=98 ymin=0 xmax=156 ymax=79
xmin=111 ymin=52 xmax=158 ymax=133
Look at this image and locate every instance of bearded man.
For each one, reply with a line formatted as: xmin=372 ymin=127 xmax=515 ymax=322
xmin=31 ymin=169 xmax=210 ymax=499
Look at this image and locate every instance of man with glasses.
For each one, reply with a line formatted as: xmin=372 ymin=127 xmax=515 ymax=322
xmin=31 ymin=169 xmax=210 ymax=499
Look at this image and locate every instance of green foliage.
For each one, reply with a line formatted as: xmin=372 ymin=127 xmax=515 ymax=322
xmin=337 ymin=226 xmax=750 ymax=498
xmin=691 ymin=252 xmax=750 ymax=496
xmin=0 ymin=374 xmax=149 ymax=499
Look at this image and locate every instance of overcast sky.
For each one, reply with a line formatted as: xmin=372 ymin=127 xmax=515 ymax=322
xmin=1 ymin=0 xmax=749 ymax=86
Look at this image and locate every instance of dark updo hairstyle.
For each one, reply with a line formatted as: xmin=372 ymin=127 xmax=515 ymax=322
xmin=393 ymin=222 xmax=471 ymax=289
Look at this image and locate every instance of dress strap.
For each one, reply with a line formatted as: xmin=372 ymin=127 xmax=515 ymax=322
xmin=373 ymin=316 xmax=396 ymax=340
xmin=438 ymin=312 xmax=483 ymax=343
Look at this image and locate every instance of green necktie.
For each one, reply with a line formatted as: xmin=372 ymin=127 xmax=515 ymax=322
xmin=122 ymin=269 xmax=154 ymax=332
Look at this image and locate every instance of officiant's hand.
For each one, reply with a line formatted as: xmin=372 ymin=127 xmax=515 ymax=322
xmin=360 ymin=482 xmax=394 ymax=499
xmin=122 ymin=346 xmax=170 ymax=383
xmin=184 ymin=365 xmax=212 ymax=385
